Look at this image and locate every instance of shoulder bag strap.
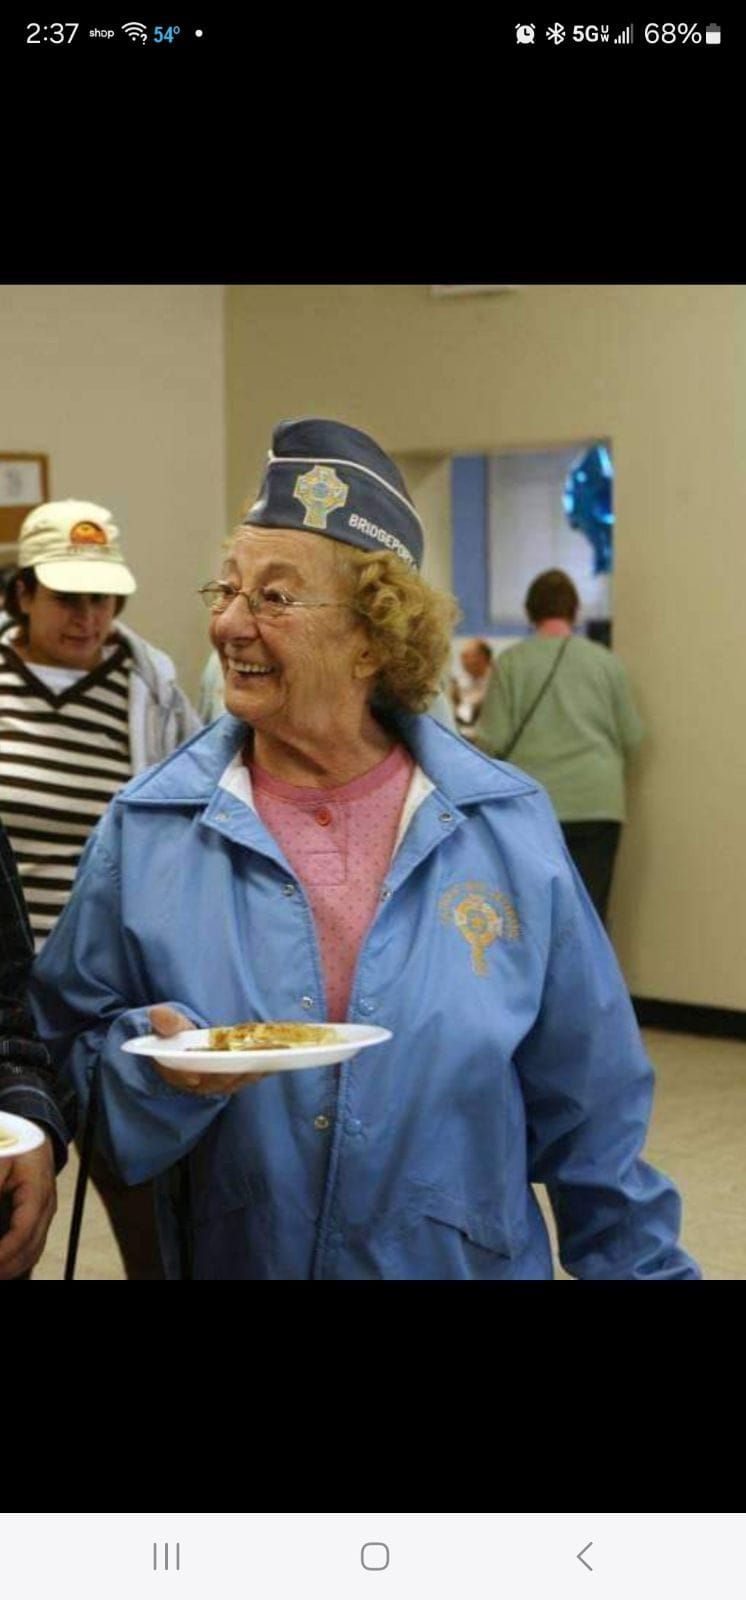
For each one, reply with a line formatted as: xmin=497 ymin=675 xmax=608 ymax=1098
xmin=498 ymin=635 xmax=572 ymax=760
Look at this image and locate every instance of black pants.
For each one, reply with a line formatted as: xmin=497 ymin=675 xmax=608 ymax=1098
xmin=560 ymin=821 xmax=622 ymax=926
xmin=85 ymin=1144 xmax=165 ymax=1280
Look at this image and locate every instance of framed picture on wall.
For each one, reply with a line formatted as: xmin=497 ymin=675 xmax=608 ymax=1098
xmin=0 ymin=453 xmax=49 ymax=551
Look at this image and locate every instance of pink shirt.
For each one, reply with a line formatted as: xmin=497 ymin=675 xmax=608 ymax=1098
xmin=250 ymin=743 xmax=414 ymax=1021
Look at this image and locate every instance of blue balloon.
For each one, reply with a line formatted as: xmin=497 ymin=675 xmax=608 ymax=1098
xmin=563 ymin=444 xmax=614 ymax=574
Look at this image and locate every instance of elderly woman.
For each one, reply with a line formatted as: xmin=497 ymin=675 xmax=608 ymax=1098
xmin=30 ymin=421 xmax=699 ymax=1280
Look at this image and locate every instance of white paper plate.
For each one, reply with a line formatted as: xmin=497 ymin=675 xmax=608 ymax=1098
xmin=0 ymin=1110 xmax=46 ymax=1160
xmin=121 ymin=1024 xmax=392 ymax=1074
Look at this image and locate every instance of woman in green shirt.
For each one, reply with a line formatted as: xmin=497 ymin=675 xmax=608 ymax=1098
xmin=472 ymin=570 xmax=644 ymax=925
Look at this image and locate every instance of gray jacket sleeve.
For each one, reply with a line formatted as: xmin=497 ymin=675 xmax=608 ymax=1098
xmin=168 ymin=684 xmax=203 ymax=746
xmin=0 ymin=824 xmax=75 ymax=1170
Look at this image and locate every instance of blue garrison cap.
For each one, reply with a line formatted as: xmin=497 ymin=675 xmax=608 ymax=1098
xmin=243 ymin=418 xmax=424 ymax=570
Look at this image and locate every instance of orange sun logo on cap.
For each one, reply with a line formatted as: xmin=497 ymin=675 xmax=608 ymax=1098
xmin=70 ymin=521 xmax=107 ymax=546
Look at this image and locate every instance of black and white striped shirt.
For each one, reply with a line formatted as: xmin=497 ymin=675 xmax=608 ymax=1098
xmin=0 ymin=632 xmax=133 ymax=950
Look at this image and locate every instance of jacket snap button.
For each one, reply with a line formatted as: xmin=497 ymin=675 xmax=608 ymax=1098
xmin=313 ymin=1114 xmax=330 ymax=1132
xmin=315 ymin=806 xmax=332 ymax=827
xmin=301 ymin=995 xmax=314 ymax=1010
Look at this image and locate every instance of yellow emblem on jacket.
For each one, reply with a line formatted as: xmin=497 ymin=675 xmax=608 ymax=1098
xmin=439 ymin=881 xmax=520 ymax=976
xmin=293 ymin=464 xmax=349 ymax=530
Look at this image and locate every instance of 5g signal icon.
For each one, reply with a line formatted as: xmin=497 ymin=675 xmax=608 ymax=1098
xmin=122 ymin=20 xmax=148 ymax=41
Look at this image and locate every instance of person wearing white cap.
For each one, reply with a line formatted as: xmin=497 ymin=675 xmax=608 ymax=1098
xmin=0 ymin=498 xmax=202 ymax=1279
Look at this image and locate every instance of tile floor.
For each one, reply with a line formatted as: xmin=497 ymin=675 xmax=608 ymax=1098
xmin=31 ymin=1028 xmax=746 ymax=1280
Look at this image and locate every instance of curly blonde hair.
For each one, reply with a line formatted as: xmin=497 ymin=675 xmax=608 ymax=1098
xmin=332 ymin=544 xmax=460 ymax=713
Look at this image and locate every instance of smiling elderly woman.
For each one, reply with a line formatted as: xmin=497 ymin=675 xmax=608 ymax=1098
xmin=29 ymin=420 xmax=700 ymax=1280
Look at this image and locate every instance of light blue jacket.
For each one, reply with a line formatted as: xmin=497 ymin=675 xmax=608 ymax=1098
xmin=29 ymin=712 xmax=700 ymax=1280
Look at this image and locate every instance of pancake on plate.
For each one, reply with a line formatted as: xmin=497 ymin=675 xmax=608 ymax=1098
xmin=206 ymin=1021 xmax=342 ymax=1052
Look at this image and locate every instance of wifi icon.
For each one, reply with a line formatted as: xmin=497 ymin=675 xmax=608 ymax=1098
xmin=122 ymin=20 xmax=148 ymax=40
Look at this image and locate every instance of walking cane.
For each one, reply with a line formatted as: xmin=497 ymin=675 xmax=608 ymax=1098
xmin=176 ymin=1153 xmax=194 ymax=1280
xmin=64 ymin=1058 xmax=101 ymax=1280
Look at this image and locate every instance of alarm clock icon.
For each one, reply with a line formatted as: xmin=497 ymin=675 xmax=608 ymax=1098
xmin=515 ymin=23 xmax=535 ymax=42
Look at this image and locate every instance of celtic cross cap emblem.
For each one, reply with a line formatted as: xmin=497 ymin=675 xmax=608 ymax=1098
xmin=293 ymin=465 xmax=349 ymax=530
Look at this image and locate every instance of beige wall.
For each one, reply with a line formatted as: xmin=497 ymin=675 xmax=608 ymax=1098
xmin=226 ymin=284 xmax=746 ymax=1009
xmin=2 ymin=284 xmax=740 ymax=1008
xmin=0 ymin=284 xmax=225 ymax=702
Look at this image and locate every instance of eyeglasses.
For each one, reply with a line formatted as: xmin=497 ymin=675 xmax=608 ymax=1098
xmin=198 ymin=581 xmax=356 ymax=620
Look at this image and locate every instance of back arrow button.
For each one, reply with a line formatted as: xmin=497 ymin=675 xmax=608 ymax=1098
xmin=577 ymin=1544 xmax=593 ymax=1572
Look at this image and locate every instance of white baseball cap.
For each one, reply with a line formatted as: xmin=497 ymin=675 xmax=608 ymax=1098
xmin=18 ymin=500 xmax=137 ymax=595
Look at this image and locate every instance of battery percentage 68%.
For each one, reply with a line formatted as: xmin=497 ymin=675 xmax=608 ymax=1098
xmin=644 ymin=22 xmax=702 ymax=42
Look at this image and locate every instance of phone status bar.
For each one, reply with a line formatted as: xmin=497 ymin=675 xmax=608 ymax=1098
xmin=512 ymin=21 xmax=723 ymax=45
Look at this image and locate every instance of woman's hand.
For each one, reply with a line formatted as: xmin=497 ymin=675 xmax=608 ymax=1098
xmin=148 ymin=1004 xmax=273 ymax=1095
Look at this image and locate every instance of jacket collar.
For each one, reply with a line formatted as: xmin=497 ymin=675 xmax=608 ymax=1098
xmin=385 ymin=710 xmax=537 ymax=803
xmin=117 ymin=709 xmax=538 ymax=808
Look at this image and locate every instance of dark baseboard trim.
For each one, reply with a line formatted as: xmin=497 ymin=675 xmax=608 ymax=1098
xmin=632 ymin=997 xmax=746 ymax=1041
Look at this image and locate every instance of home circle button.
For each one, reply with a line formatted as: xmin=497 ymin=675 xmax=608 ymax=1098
xmin=361 ymin=1544 xmax=389 ymax=1571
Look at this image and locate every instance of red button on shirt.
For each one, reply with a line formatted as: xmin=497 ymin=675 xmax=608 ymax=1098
xmin=315 ymin=806 xmax=333 ymax=827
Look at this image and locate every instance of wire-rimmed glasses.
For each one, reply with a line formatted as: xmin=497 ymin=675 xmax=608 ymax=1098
xmin=198 ymin=581 xmax=355 ymax=620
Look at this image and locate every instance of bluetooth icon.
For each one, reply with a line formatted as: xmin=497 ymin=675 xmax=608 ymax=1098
xmin=546 ymin=22 xmax=565 ymax=41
